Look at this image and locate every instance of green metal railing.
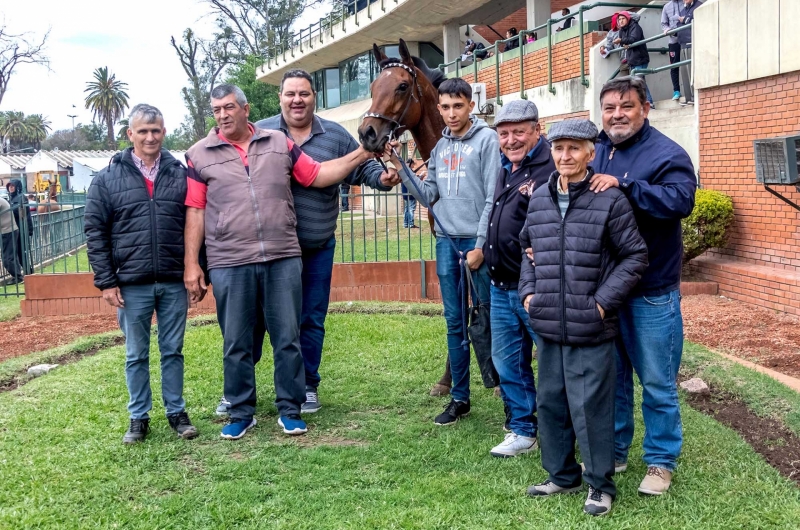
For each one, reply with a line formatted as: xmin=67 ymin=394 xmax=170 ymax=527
xmin=439 ymin=2 xmax=691 ymax=105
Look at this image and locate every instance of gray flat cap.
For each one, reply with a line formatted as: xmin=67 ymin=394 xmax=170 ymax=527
xmin=547 ymin=119 xmax=599 ymax=143
xmin=494 ymin=99 xmax=539 ymax=126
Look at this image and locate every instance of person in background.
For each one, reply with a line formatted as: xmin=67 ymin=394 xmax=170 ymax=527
xmin=0 ymin=196 xmax=24 ymax=284
xmin=85 ymin=103 xmax=197 ymax=444
xmin=5 ymin=179 xmax=33 ymax=275
xmin=556 ymin=8 xmax=575 ymax=32
xmin=600 ymin=13 xmax=622 ymax=60
xmin=590 ymin=77 xmax=697 ymax=496
xmin=402 ymin=158 xmax=423 ymax=229
xmin=522 ymin=119 xmax=648 ymax=517
xmin=661 ymin=0 xmax=684 ymax=101
xmin=676 ymin=0 xmax=703 ymax=106
xmin=505 ymin=28 xmax=520 ymax=52
xmin=614 ymin=12 xmax=655 ymax=108
xmin=340 ymin=182 xmax=350 ymax=212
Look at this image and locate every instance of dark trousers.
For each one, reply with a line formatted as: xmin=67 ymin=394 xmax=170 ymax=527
xmin=299 ymin=235 xmax=336 ymax=389
xmin=1 ymin=231 xmax=23 ymax=282
xmin=669 ymin=42 xmax=682 ymax=92
xmin=210 ymin=258 xmax=305 ymax=421
xmin=537 ymin=337 xmax=616 ymax=497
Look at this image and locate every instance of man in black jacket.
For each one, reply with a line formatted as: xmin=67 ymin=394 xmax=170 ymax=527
xmin=5 ymin=179 xmax=33 ymax=275
xmin=520 ymin=119 xmax=648 ymax=517
xmin=484 ymin=100 xmax=554 ymax=458
xmin=85 ymin=104 xmax=197 ymax=444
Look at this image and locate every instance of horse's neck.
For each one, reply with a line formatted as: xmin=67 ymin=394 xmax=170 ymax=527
xmin=410 ymin=85 xmax=446 ymax=161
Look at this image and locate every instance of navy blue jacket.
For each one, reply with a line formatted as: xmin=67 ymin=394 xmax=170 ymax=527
xmin=590 ymin=120 xmax=696 ymax=297
xmin=484 ymin=138 xmax=555 ymax=289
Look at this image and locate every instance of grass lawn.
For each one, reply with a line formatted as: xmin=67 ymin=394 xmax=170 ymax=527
xmin=1 ymin=312 xmax=799 ymax=528
xmin=0 ymin=296 xmax=21 ymax=322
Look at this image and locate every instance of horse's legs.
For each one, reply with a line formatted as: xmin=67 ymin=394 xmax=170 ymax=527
xmin=430 ymin=357 xmax=451 ymax=396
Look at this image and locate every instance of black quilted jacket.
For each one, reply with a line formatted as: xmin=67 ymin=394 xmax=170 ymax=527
xmin=518 ymin=169 xmax=648 ymax=345
xmin=84 ymin=149 xmax=187 ymax=290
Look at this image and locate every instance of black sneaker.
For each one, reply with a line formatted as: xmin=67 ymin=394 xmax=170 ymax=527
xmin=123 ymin=418 xmax=150 ymax=444
xmin=167 ymin=411 xmax=199 ymax=439
xmin=434 ymin=399 xmax=470 ymax=426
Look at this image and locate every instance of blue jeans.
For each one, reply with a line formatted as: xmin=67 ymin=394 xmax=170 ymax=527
xmin=210 ymin=258 xmax=306 ymax=420
xmin=634 ymin=62 xmax=655 ymax=104
xmin=403 ymin=197 xmax=417 ymax=228
xmin=300 ymin=236 xmax=337 ymax=389
xmin=490 ymin=285 xmax=538 ymax=438
xmin=117 ymin=282 xmax=188 ymax=420
xmin=614 ymin=290 xmax=684 ymax=471
xmin=436 ymin=237 xmax=490 ymax=403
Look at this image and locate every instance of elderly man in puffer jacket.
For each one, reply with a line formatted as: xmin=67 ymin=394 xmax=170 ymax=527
xmin=519 ymin=119 xmax=648 ymax=517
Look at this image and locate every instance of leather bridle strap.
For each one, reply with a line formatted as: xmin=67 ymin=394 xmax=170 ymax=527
xmin=364 ymin=62 xmax=421 ymax=141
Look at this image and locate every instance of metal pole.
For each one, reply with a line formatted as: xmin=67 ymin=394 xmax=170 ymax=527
xmin=519 ymin=33 xmax=526 ymax=99
xmin=579 ymin=7 xmax=588 ymax=87
xmin=547 ymin=19 xmax=555 ymax=94
xmin=494 ymin=42 xmax=502 ymax=105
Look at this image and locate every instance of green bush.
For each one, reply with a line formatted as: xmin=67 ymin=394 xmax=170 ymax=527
xmin=682 ymin=188 xmax=734 ymax=263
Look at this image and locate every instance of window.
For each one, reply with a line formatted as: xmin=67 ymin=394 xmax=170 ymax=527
xmin=325 ymin=68 xmax=340 ymax=108
xmin=383 ymin=45 xmax=399 ymax=59
xmin=313 ymin=70 xmax=325 ymax=109
xmin=419 ymin=42 xmax=444 ymax=69
xmin=340 ymin=51 xmax=374 ymax=103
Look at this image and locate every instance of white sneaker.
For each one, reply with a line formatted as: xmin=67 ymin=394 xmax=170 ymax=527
xmin=489 ymin=432 xmax=538 ymax=458
xmin=584 ymin=486 xmax=613 ymax=516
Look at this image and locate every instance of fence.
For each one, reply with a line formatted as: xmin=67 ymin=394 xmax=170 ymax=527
xmin=0 ymin=187 xmax=437 ymax=297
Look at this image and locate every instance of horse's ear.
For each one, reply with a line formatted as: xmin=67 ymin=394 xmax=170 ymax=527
xmin=373 ymin=43 xmax=387 ymax=64
xmin=399 ymin=39 xmax=413 ymax=66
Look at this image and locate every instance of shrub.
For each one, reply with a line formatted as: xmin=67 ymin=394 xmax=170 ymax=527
xmin=682 ymin=188 xmax=734 ymax=263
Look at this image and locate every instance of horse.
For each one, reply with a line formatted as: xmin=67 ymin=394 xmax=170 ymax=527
xmin=37 ymin=179 xmax=61 ymax=214
xmin=359 ymin=40 xmax=454 ymax=396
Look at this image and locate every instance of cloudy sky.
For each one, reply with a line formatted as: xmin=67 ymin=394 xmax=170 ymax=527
xmin=1 ymin=0 xmax=327 ymax=134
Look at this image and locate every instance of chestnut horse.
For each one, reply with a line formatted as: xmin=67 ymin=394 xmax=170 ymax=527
xmin=37 ymin=179 xmax=61 ymax=214
xmin=358 ymin=40 xmax=453 ymax=394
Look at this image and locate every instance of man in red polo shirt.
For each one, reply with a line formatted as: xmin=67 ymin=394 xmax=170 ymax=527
xmin=184 ymin=84 xmax=378 ymax=440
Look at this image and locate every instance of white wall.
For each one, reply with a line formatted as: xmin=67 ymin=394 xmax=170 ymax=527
xmin=24 ymin=152 xmax=59 ymax=174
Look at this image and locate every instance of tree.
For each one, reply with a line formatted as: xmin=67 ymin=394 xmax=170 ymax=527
xmin=223 ymin=55 xmax=280 ymax=122
xmin=0 ymin=24 xmax=49 ymax=108
xmin=171 ymin=29 xmax=231 ymax=141
xmin=23 ymin=114 xmax=51 ymax=150
xmin=0 ymin=110 xmax=28 ymax=152
xmin=203 ymin=0 xmax=322 ymax=60
xmin=84 ymin=67 xmax=130 ymax=149
xmin=41 ymin=122 xmax=107 ymax=151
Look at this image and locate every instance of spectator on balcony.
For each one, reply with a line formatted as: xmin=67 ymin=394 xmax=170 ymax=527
xmin=661 ymin=0 xmax=684 ymax=101
xmin=483 ymin=99 xmax=555 ymax=459
xmin=0 ymin=196 xmax=24 ymax=284
xmin=614 ymin=12 xmax=655 ymax=108
xmin=600 ymin=13 xmax=621 ymax=59
xmin=245 ymin=71 xmax=398 ymax=418
xmin=527 ymin=32 xmax=538 ymax=44
xmin=85 ymin=103 xmax=198 ymax=445
xmin=505 ymin=28 xmax=520 ymax=52
xmin=5 ymin=179 xmax=33 ymax=275
xmin=556 ymin=8 xmax=575 ymax=32
xmin=677 ymin=0 xmax=702 ymax=106
xmin=589 ymin=77 xmax=696 ymax=497
xmin=184 ymin=84 xmax=385 ymax=440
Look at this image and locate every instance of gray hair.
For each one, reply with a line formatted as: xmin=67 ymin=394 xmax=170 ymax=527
xmin=128 ymin=104 xmax=164 ymax=127
xmin=210 ymin=84 xmax=248 ymax=107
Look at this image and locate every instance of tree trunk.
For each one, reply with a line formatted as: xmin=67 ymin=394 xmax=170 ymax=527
xmin=106 ymin=113 xmax=115 ymax=150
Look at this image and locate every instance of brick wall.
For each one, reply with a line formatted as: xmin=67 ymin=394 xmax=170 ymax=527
xmin=691 ymin=71 xmax=800 ymax=314
xmin=19 ymin=262 xmax=441 ymax=317
xmin=472 ymin=8 xmax=528 ymax=48
xmin=459 ymin=33 xmax=604 ymax=100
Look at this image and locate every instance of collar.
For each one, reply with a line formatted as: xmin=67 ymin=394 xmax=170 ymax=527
xmin=206 ymin=123 xmax=263 ymax=148
xmin=598 ymin=119 xmax=651 ymax=150
xmin=557 ymin=170 xmax=591 ymax=194
xmin=501 ymin=137 xmax=546 ymax=172
xmin=130 ymin=150 xmax=161 ymax=170
xmin=278 ymin=114 xmax=326 ymax=139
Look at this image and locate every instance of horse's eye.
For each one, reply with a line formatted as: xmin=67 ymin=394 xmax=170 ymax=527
xmin=397 ymin=83 xmax=409 ymax=91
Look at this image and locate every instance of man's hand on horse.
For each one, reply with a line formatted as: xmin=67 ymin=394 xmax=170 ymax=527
xmin=184 ymin=263 xmax=208 ymax=304
xmin=466 ymin=248 xmax=484 ymax=271
xmin=102 ymin=287 xmax=125 ymax=308
xmin=380 ymin=168 xmax=401 ymax=187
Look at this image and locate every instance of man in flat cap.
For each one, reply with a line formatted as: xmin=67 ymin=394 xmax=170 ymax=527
xmin=484 ymin=99 xmax=555 ymax=458
xmin=520 ymin=119 xmax=648 ymax=517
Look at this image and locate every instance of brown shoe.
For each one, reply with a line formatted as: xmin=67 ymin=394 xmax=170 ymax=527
xmin=638 ymin=466 xmax=673 ymax=495
xmin=429 ymin=383 xmax=451 ymax=397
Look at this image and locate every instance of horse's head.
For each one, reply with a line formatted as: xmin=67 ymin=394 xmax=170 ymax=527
xmin=359 ymin=39 xmax=424 ymax=154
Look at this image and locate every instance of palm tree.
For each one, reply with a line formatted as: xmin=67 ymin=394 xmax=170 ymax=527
xmin=24 ymin=114 xmax=51 ymax=150
xmin=0 ymin=111 xmax=29 ymax=153
xmin=84 ymin=67 xmax=129 ymax=149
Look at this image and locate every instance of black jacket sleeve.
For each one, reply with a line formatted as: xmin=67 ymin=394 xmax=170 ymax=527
xmin=593 ymin=194 xmax=649 ymax=312
xmin=84 ymin=175 xmax=116 ymax=290
xmin=517 ymin=220 xmax=536 ymax=302
xmin=620 ymin=23 xmax=644 ymax=45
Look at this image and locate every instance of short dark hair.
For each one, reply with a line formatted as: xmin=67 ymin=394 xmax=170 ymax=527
xmin=438 ymin=78 xmax=472 ymax=100
xmin=562 ymin=7 xmax=570 ymax=14
xmin=508 ymin=27 xmax=518 ymax=36
xmin=210 ymin=84 xmax=248 ymax=107
xmin=281 ymin=69 xmax=315 ymax=94
xmin=599 ymin=76 xmax=648 ymax=106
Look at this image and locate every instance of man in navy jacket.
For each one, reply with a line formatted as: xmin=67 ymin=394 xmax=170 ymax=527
xmin=589 ymin=77 xmax=696 ymax=496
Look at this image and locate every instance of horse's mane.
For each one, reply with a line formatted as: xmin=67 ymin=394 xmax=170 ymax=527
xmin=378 ymin=56 xmax=446 ymax=89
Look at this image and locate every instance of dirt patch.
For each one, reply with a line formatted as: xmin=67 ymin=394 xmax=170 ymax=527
xmin=0 ymin=308 xmax=215 ymax=363
xmin=683 ymin=295 xmax=800 ymax=379
xmin=683 ymin=383 xmax=800 ymax=485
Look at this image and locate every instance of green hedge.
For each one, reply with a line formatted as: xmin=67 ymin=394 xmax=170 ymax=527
xmin=682 ymin=188 xmax=735 ymax=263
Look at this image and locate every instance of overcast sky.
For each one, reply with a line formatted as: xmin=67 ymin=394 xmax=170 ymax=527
xmin=1 ymin=0 xmax=327 ymax=134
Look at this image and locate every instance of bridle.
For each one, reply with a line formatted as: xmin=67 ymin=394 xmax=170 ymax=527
xmin=363 ymin=62 xmax=422 ymax=142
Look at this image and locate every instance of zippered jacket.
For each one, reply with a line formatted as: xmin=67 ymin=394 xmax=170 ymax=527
xmin=85 ymin=148 xmax=187 ymax=290
xmin=518 ymin=169 xmax=648 ymax=345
